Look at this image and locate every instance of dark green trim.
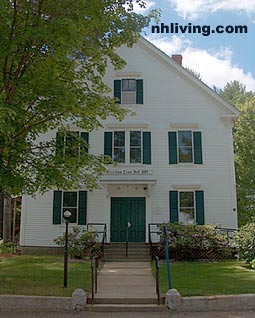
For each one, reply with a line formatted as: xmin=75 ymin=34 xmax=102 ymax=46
xmin=193 ymin=132 xmax=203 ymax=164
xmin=114 ymin=80 xmax=121 ymax=104
xmin=168 ymin=132 xmax=177 ymax=164
xmin=78 ymin=191 xmax=87 ymax=225
xmin=169 ymin=191 xmax=179 ymax=223
xmin=143 ymin=132 xmax=151 ymax=164
xmin=55 ymin=132 xmax=64 ymax=159
xmin=136 ymin=79 xmax=143 ymax=104
xmin=104 ymin=132 xmax=113 ymax=159
xmin=53 ymin=191 xmax=62 ymax=224
xmin=80 ymin=132 xmax=89 ymax=154
xmin=195 ymin=190 xmax=204 ymax=225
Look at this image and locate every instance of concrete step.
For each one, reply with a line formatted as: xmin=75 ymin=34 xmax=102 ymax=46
xmin=104 ymin=243 xmax=151 ymax=262
xmin=84 ymin=304 xmax=167 ymax=312
xmin=87 ymin=297 xmax=158 ymax=304
xmin=103 ymin=258 xmax=152 ymax=262
xmin=104 ymin=252 xmax=150 ymax=257
xmin=105 ymin=243 xmax=150 ymax=246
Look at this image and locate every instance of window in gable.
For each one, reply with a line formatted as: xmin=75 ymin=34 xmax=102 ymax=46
xmin=114 ymin=79 xmax=143 ymax=105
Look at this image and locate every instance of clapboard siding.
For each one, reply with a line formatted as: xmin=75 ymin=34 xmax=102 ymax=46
xmin=20 ymin=39 xmax=238 ymax=247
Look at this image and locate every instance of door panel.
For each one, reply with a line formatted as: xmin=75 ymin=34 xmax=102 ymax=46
xmin=111 ymin=197 xmax=145 ymax=242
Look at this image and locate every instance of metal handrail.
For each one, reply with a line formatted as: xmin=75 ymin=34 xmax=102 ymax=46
xmin=91 ymin=256 xmax=99 ymax=304
xmin=126 ymin=225 xmax=129 ymax=257
xmin=154 ymin=256 xmax=160 ymax=305
xmin=87 ymin=223 xmax=107 ymax=258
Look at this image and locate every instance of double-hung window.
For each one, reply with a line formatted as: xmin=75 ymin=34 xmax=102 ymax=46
xmin=178 ymin=131 xmax=193 ymax=163
xmin=179 ymin=191 xmax=195 ymax=224
xmin=114 ymin=79 xmax=143 ymax=105
xmin=53 ymin=190 xmax=87 ymax=225
xmin=169 ymin=131 xmax=203 ymax=164
xmin=169 ymin=190 xmax=205 ymax=225
xmin=113 ymin=131 xmax=125 ymax=163
xmin=56 ymin=131 xmax=89 ymax=160
xmin=104 ymin=131 xmax=151 ymax=164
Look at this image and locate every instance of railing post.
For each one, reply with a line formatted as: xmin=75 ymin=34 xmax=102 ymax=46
xmin=126 ymin=221 xmax=131 ymax=257
xmin=155 ymin=256 xmax=160 ymax=305
xmin=91 ymin=257 xmax=95 ymax=304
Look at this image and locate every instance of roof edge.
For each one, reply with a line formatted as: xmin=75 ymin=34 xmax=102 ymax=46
xmin=137 ymin=36 xmax=241 ymax=117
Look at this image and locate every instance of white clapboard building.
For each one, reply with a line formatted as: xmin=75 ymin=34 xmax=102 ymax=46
xmin=20 ymin=37 xmax=240 ymax=249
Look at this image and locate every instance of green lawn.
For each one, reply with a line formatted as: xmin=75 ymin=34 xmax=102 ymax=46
xmin=0 ymin=255 xmax=91 ymax=297
xmin=152 ymin=260 xmax=255 ymax=296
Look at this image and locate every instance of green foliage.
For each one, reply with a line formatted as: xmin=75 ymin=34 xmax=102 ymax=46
xmin=161 ymin=223 xmax=232 ymax=260
xmin=54 ymin=227 xmax=100 ymax=259
xmin=0 ymin=0 xmax=160 ymax=195
xmin=0 ymin=240 xmax=13 ymax=254
xmin=186 ymin=67 xmax=202 ymax=81
xmin=219 ymin=81 xmax=255 ymax=225
xmin=234 ymin=222 xmax=255 ymax=263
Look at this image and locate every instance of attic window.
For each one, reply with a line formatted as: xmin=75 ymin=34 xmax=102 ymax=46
xmin=114 ymin=79 xmax=143 ymax=105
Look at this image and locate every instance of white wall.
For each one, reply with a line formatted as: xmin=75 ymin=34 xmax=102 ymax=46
xmin=20 ymin=40 xmax=238 ymax=247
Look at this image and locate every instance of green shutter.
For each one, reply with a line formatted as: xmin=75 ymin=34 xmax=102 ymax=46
xmin=169 ymin=191 xmax=179 ymax=223
xmin=136 ymin=79 xmax=143 ymax=104
xmin=55 ymin=132 xmax=64 ymax=159
xmin=168 ymin=132 xmax=177 ymax=164
xmin=81 ymin=132 xmax=89 ymax=154
xmin=104 ymin=132 xmax=113 ymax=159
xmin=193 ymin=132 xmax=203 ymax=164
xmin=195 ymin=190 xmax=204 ymax=225
xmin=143 ymin=132 xmax=151 ymax=164
xmin=114 ymin=80 xmax=121 ymax=104
xmin=78 ymin=191 xmax=87 ymax=225
xmin=53 ymin=191 xmax=62 ymax=224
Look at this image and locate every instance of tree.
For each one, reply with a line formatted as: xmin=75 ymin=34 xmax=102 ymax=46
xmin=0 ymin=0 xmax=159 ymax=240
xmin=185 ymin=67 xmax=202 ymax=81
xmin=219 ymin=81 xmax=255 ymax=225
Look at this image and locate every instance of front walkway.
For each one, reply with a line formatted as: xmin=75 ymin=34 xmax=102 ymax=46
xmin=95 ymin=262 xmax=157 ymax=301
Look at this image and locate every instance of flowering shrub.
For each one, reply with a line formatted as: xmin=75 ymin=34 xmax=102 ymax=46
xmin=160 ymin=223 xmax=233 ymax=260
xmin=54 ymin=227 xmax=100 ymax=259
xmin=234 ymin=222 xmax=255 ymax=264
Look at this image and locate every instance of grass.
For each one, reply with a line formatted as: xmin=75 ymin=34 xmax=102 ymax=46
xmin=152 ymin=260 xmax=255 ymax=296
xmin=0 ymin=255 xmax=91 ymax=297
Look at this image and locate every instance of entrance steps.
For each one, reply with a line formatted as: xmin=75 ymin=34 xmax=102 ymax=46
xmin=103 ymin=242 xmax=151 ymax=262
xmin=84 ymin=303 xmax=167 ymax=312
xmin=85 ymin=262 xmax=167 ymax=312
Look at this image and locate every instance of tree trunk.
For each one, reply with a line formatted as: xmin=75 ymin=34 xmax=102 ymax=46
xmin=0 ymin=191 xmax=3 ymax=239
xmin=3 ymin=196 xmax=12 ymax=243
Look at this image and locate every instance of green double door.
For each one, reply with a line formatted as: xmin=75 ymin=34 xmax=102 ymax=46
xmin=111 ymin=197 xmax=146 ymax=242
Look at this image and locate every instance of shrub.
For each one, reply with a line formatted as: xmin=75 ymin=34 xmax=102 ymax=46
xmin=0 ymin=240 xmax=14 ymax=254
xmin=160 ymin=223 xmax=233 ymax=261
xmin=54 ymin=227 xmax=100 ymax=259
xmin=234 ymin=222 xmax=255 ymax=263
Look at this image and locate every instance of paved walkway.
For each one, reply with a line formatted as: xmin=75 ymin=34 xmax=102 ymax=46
xmin=95 ymin=262 xmax=157 ymax=300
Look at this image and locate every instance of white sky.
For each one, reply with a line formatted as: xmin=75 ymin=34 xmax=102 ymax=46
xmin=146 ymin=35 xmax=255 ymax=91
xmin=168 ymin=0 xmax=255 ymax=19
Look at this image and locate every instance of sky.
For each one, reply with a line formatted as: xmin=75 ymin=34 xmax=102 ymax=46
xmin=134 ymin=0 xmax=255 ymax=92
